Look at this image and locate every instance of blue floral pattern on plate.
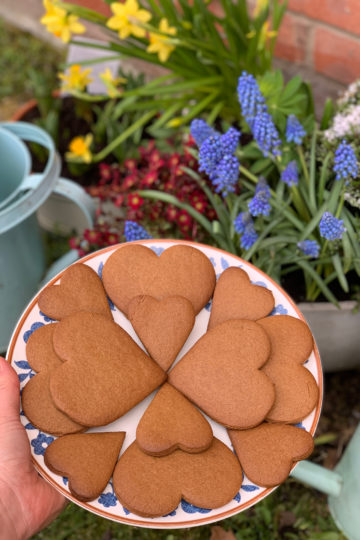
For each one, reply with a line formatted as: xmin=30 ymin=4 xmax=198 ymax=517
xmin=181 ymin=500 xmax=211 ymax=514
xmin=270 ymin=304 xmax=288 ymax=316
xmin=97 ymin=262 xmax=116 ymax=311
xmin=23 ymin=322 xmax=44 ymax=343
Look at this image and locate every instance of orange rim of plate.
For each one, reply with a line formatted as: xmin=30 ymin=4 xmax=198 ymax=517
xmin=7 ymin=239 xmax=323 ymax=528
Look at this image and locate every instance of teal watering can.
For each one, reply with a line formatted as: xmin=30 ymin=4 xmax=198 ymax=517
xmin=0 ymin=122 xmax=94 ymax=352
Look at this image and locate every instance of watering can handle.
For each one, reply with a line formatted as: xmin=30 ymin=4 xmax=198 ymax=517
xmin=0 ymin=122 xmax=60 ymax=234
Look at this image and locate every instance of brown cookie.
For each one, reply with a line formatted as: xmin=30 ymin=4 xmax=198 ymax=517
xmin=113 ymin=438 xmax=242 ymax=517
xmin=22 ymin=323 xmax=83 ymax=436
xmin=128 ymin=295 xmax=195 ymax=371
xmin=257 ymin=315 xmax=318 ymax=423
xmin=50 ymin=312 xmax=167 ymax=427
xmin=38 ymin=263 xmax=112 ymax=321
xmin=136 ymin=383 xmax=213 ymax=456
xmin=22 ymin=372 xmax=84 ymax=436
xmin=44 ymin=432 xmax=125 ymax=501
xmin=102 ymin=244 xmax=216 ymax=316
xmin=169 ymin=319 xmax=275 ymax=429
xmin=229 ymin=423 xmax=314 ymax=487
xmin=208 ymin=267 xmax=275 ymax=330
xmin=26 ymin=323 xmax=63 ymax=372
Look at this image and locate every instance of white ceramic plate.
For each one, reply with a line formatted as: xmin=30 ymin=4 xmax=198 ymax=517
xmin=7 ymin=240 xmax=323 ymax=529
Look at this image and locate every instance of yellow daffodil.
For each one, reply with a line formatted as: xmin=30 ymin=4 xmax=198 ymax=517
xmin=40 ymin=0 xmax=85 ymax=43
xmin=258 ymin=21 xmax=277 ymax=49
xmin=253 ymin=0 xmax=269 ymax=17
xmin=147 ymin=18 xmax=177 ymax=63
xmin=58 ymin=64 xmax=93 ymax=92
xmin=106 ymin=0 xmax=151 ymax=39
xmin=66 ymin=134 xmax=93 ymax=163
xmin=246 ymin=21 xmax=277 ymax=49
xmin=99 ymin=68 xmax=127 ymax=98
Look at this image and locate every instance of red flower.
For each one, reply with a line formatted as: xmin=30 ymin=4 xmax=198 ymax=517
xmin=140 ymin=170 xmax=157 ymax=187
xmin=114 ymin=194 xmax=125 ymax=207
xmin=192 ymin=200 xmax=207 ymax=214
xmin=124 ymin=158 xmax=137 ymax=172
xmin=128 ymin=192 xmax=144 ymax=210
xmin=99 ymin=163 xmax=112 ymax=183
xmin=69 ymin=237 xmax=80 ymax=250
xmin=207 ymin=208 xmax=217 ymax=221
xmin=83 ymin=229 xmax=103 ymax=244
xmin=168 ymin=153 xmax=180 ymax=169
xmin=176 ymin=210 xmax=192 ymax=228
xmin=166 ymin=205 xmax=178 ymax=222
xmin=122 ymin=174 xmax=137 ymax=190
xmin=103 ymin=232 xmax=119 ymax=245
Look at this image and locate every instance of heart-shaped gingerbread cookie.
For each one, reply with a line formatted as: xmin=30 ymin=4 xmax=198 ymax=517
xmin=45 ymin=432 xmax=125 ymax=501
xmin=38 ymin=263 xmax=112 ymax=321
xmin=169 ymin=319 xmax=275 ymax=429
xmin=136 ymin=383 xmax=213 ymax=456
xmin=128 ymin=295 xmax=195 ymax=371
xmin=229 ymin=423 xmax=314 ymax=487
xmin=22 ymin=324 xmax=84 ymax=436
xmin=257 ymin=315 xmax=318 ymax=423
xmin=102 ymin=244 xmax=216 ymax=316
xmin=208 ymin=267 xmax=275 ymax=330
xmin=113 ymin=438 xmax=242 ymax=517
xmin=50 ymin=312 xmax=166 ymax=426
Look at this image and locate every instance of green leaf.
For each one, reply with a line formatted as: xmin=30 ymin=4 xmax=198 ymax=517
xmin=331 ymin=254 xmax=349 ymax=292
xmin=320 ymin=98 xmax=335 ymax=130
xmin=297 ymin=260 xmax=340 ymax=306
xmin=280 ymin=75 xmax=303 ymax=102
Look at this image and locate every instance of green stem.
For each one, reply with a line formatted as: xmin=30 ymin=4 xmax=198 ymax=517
xmin=92 ymin=110 xmax=157 ymax=162
xmin=297 ymin=146 xmax=310 ymax=186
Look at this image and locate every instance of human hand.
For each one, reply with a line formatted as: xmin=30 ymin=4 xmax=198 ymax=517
xmin=0 ymin=357 xmax=66 ymax=540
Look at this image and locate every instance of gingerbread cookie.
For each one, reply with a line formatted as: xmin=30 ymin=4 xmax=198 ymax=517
xmin=208 ymin=267 xmax=275 ymax=330
xmin=257 ymin=315 xmax=318 ymax=423
xmin=128 ymin=295 xmax=195 ymax=371
xmin=229 ymin=423 xmax=314 ymax=487
xmin=22 ymin=324 xmax=83 ymax=436
xmin=136 ymin=383 xmax=213 ymax=456
xmin=102 ymin=244 xmax=216 ymax=316
xmin=38 ymin=263 xmax=112 ymax=321
xmin=26 ymin=323 xmax=63 ymax=372
xmin=45 ymin=432 xmax=125 ymax=501
xmin=113 ymin=438 xmax=242 ymax=517
xmin=169 ymin=319 xmax=275 ymax=429
xmin=50 ymin=312 xmax=166 ymax=426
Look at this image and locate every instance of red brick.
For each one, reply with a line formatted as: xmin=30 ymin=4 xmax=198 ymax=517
xmin=274 ymin=12 xmax=309 ymax=63
xmin=288 ymin=0 xmax=360 ymax=37
xmin=314 ymin=27 xmax=360 ymax=84
xmin=65 ymin=0 xmax=111 ymax=17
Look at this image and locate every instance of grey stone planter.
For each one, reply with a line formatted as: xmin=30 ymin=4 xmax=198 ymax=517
xmin=298 ymin=301 xmax=360 ymax=372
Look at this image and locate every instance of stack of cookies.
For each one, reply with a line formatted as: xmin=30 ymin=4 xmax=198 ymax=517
xmin=21 ymin=244 xmax=319 ymax=517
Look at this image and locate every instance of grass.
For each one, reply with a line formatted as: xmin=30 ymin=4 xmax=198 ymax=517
xmin=0 ymin=17 xmax=62 ymax=119
xmin=32 ymin=480 xmax=344 ymax=540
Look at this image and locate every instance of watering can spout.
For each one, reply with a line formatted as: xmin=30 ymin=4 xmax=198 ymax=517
xmin=291 ymin=423 xmax=360 ymax=540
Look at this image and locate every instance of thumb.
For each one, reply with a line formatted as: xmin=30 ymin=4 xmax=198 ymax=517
xmin=0 ymin=357 xmax=20 ymax=424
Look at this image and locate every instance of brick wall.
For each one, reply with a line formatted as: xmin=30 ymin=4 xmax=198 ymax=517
xmin=275 ymin=0 xmax=360 ymax=85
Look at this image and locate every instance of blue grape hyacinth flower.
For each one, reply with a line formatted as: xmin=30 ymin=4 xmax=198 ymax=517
xmin=252 ymin=111 xmax=282 ymax=158
xmin=286 ymin=114 xmax=306 ymax=145
xmin=297 ymin=240 xmax=320 ymax=258
xmin=198 ymin=134 xmax=224 ymax=176
xmin=237 ymin=71 xmax=267 ymax=122
xmin=333 ymin=139 xmax=358 ymax=181
xmin=190 ymin=119 xmax=216 ymax=147
xmin=319 ymin=212 xmax=346 ymax=241
xmin=248 ymin=178 xmax=271 ymax=217
xmin=212 ymin=154 xmax=239 ymax=196
xmin=124 ymin=221 xmax=152 ymax=242
xmin=281 ymin=160 xmax=299 ymax=187
xmin=220 ymin=127 xmax=241 ymax=155
xmin=234 ymin=211 xmax=253 ymax=234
